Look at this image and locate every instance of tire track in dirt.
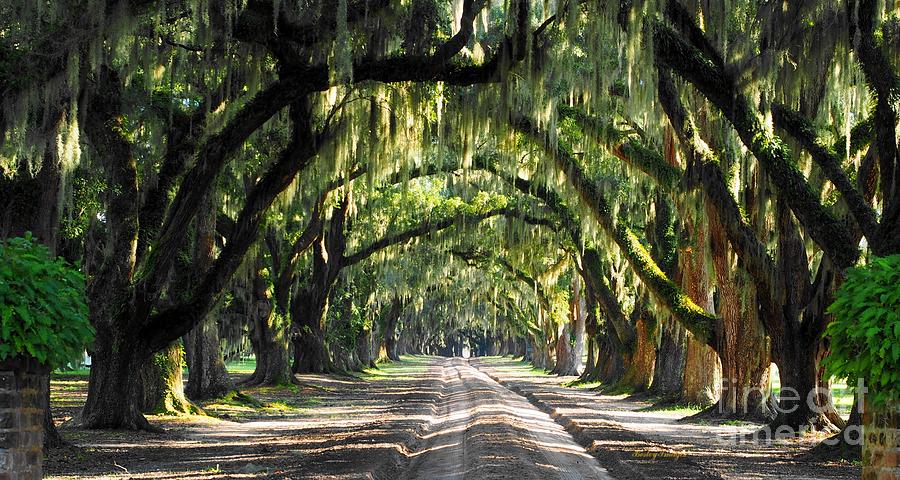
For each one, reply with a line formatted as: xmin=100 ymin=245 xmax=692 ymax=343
xmin=402 ymin=357 xmax=612 ymax=480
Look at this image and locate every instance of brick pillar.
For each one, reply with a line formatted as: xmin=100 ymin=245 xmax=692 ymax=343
xmin=862 ymin=400 xmax=900 ymax=480
xmin=0 ymin=356 xmax=47 ymax=480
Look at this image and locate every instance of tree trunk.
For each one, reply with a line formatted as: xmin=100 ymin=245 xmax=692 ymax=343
xmin=139 ymin=343 xmax=196 ymax=415
xmin=706 ymin=205 xmax=774 ymax=419
xmin=682 ymin=338 xmax=720 ymax=405
xmin=245 ymin=256 xmax=294 ymax=386
xmin=651 ymin=319 xmax=687 ymax=398
xmin=382 ymin=300 xmax=402 ymax=362
xmin=553 ymin=322 xmax=578 ymax=375
xmin=291 ymin=292 xmax=333 ymax=373
xmin=250 ymin=319 xmax=293 ymax=385
xmin=595 ymin=328 xmax=627 ymax=384
xmin=580 ymin=337 xmax=597 ymax=381
xmin=765 ymin=201 xmax=844 ymax=433
xmin=183 ymin=192 xmax=231 ymax=400
xmin=617 ymin=313 xmax=655 ymax=392
xmin=42 ymin=379 xmax=64 ymax=450
xmin=80 ymin=66 xmax=147 ymax=430
xmin=579 ymin=294 xmax=601 ymax=382
xmin=573 ymin=322 xmax=585 ymax=374
xmin=677 ymin=215 xmax=721 ymax=406
xmin=769 ymin=344 xmax=841 ymax=433
xmin=530 ymin=333 xmax=552 ymax=370
xmin=553 ymin=276 xmax=586 ymax=376
xmin=355 ymin=328 xmax=376 ymax=369
xmin=80 ymin=328 xmax=154 ymax=430
xmin=184 ymin=320 xmax=231 ymax=400
xmin=498 ymin=334 xmax=510 ymax=356
xmin=291 ymin=199 xmax=348 ymax=374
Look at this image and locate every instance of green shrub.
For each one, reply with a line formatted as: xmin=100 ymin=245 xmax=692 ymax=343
xmin=0 ymin=234 xmax=93 ymax=367
xmin=824 ymin=254 xmax=900 ymax=407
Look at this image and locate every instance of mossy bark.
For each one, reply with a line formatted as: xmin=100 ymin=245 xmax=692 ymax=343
xmin=706 ymin=204 xmax=774 ymax=419
xmin=651 ymin=319 xmax=687 ymax=398
xmin=184 ymin=320 xmax=232 ymax=400
xmin=80 ymin=66 xmax=149 ymax=430
xmin=246 ymin=258 xmax=295 ymax=386
xmin=381 ymin=299 xmax=403 ymax=362
xmin=676 ymin=214 xmax=720 ymax=406
xmin=617 ymin=315 xmax=656 ymax=392
xmin=653 ymin=19 xmax=858 ymax=271
xmin=183 ymin=193 xmax=232 ymax=400
xmin=139 ymin=343 xmax=199 ymax=415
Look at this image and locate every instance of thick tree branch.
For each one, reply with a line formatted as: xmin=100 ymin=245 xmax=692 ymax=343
xmin=771 ymin=103 xmax=881 ymax=247
xmin=143 ymin=1 xmax=538 ymax=302
xmin=510 ymin=112 xmax=721 ymax=350
xmin=558 ymin=105 xmax=681 ymax=190
xmin=139 ymin=75 xmax=312 ymax=307
xmin=343 ymin=206 xmax=555 ymax=268
xmin=581 ymin=248 xmax=636 ymax=350
xmin=434 ymin=0 xmax=488 ymax=64
xmin=655 ymin=68 xmax=780 ymax=334
xmin=653 ymin=19 xmax=859 ymax=271
xmin=848 ymin=0 xmax=900 ymax=254
xmin=144 ymin=100 xmax=324 ymax=352
xmin=82 ymin=66 xmax=140 ymax=328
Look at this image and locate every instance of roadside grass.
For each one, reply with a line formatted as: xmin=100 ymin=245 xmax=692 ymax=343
xmin=225 ymin=357 xmax=257 ymax=374
xmin=770 ymin=373 xmax=854 ymax=416
xmin=357 ymin=354 xmax=431 ymax=381
xmin=477 ymin=356 xmax=552 ymax=377
xmin=52 ymin=368 xmax=90 ymax=379
xmin=52 ymin=357 xmax=257 ymax=379
xmin=201 ymin=389 xmax=322 ymax=418
xmin=638 ymin=402 xmax=706 ymax=416
xmin=565 ymin=379 xmax=603 ymax=389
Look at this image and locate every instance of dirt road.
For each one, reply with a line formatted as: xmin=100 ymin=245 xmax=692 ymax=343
xmin=46 ymin=356 xmax=857 ymax=479
xmin=46 ymin=356 xmax=612 ymax=479
xmin=404 ymin=357 xmax=612 ymax=480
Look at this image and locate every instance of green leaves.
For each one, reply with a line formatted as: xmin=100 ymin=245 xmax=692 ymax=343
xmin=0 ymin=235 xmax=93 ymax=368
xmin=824 ymin=254 xmax=900 ymax=408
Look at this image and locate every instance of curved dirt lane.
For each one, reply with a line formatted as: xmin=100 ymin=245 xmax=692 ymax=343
xmin=403 ymin=357 xmax=613 ymax=480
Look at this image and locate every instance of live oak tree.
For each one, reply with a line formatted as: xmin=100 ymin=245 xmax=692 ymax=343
xmin=2 ymin=0 xmax=542 ymax=429
xmin=2 ymin=2 xmax=896 ymax=464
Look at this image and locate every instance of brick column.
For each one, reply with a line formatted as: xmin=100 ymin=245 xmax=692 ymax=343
xmin=863 ymin=400 xmax=900 ymax=480
xmin=0 ymin=356 xmax=47 ymax=480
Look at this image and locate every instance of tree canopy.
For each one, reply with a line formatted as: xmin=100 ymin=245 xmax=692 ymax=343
xmin=1 ymin=0 xmax=897 ymax=448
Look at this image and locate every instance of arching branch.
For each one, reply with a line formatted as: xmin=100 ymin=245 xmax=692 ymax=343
xmin=848 ymin=0 xmax=900 ymax=254
xmin=342 ymin=206 xmax=556 ymax=268
xmin=652 ymin=15 xmax=859 ymax=270
xmin=510 ymin=111 xmax=721 ymax=350
xmin=450 ymin=249 xmax=554 ymax=315
xmin=771 ymin=103 xmax=880 ymax=247
xmin=144 ymin=99 xmax=326 ymax=352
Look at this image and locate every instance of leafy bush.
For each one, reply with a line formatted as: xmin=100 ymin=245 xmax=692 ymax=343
xmin=824 ymin=254 xmax=900 ymax=407
xmin=0 ymin=234 xmax=93 ymax=367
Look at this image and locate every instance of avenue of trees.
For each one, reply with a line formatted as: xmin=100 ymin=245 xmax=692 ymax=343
xmin=1 ymin=0 xmax=898 ymax=463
